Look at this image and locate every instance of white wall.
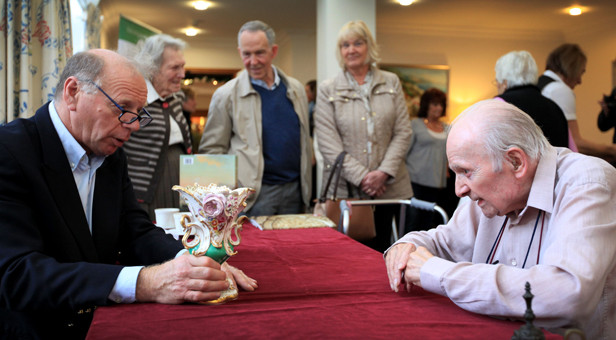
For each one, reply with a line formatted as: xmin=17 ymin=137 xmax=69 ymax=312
xmin=277 ymin=32 xmax=317 ymax=85
xmin=377 ymin=29 xmax=564 ymax=121
xmin=183 ymin=38 xmax=243 ymax=70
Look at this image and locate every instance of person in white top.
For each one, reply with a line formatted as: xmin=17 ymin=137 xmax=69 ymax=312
xmin=539 ymin=43 xmax=616 ymax=162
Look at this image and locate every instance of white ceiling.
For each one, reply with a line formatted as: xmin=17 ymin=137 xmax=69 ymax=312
xmin=98 ymin=0 xmax=616 ymax=49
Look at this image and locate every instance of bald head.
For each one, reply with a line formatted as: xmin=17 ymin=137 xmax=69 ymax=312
xmin=54 ymin=49 xmax=143 ymax=100
xmin=448 ymin=99 xmax=549 ymax=172
xmin=447 ymin=99 xmax=549 ymax=217
xmin=90 ymin=48 xmax=139 ymax=71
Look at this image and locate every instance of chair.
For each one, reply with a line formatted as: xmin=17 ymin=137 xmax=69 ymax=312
xmin=338 ymin=198 xmax=449 ymax=242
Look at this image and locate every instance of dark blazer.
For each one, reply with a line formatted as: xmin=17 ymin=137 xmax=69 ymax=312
xmin=0 ymin=103 xmax=183 ymax=339
xmin=498 ymin=85 xmax=569 ymax=148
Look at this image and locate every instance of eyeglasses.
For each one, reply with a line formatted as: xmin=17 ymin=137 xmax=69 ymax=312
xmin=89 ymin=81 xmax=153 ymax=127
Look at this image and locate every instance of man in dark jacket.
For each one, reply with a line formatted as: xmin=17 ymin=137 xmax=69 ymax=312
xmin=0 ymin=49 xmax=255 ymax=339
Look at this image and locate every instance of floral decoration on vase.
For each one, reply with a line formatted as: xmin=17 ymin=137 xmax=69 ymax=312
xmin=172 ymin=183 xmax=254 ymax=264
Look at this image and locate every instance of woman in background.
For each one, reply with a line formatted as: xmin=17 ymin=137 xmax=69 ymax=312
xmin=539 ymin=43 xmax=616 ymax=161
xmin=124 ymin=34 xmax=192 ymax=219
xmin=315 ymin=20 xmax=412 ymax=252
xmin=404 ymin=88 xmax=454 ymax=232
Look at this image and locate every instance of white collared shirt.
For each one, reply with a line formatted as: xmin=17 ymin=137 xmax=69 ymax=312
xmin=49 ymin=102 xmax=105 ymax=232
xmin=146 ymin=79 xmax=183 ymax=145
xmin=49 ymin=101 xmax=141 ymax=304
xmin=250 ymin=65 xmax=281 ymax=90
xmin=541 ymin=70 xmax=577 ymax=121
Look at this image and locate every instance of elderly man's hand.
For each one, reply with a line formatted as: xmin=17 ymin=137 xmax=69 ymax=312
xmin=403 ymin=247 xmax=434 ymax=291
xmin=385 ymin=243 xmax=416 ymax=292
xmin=136 ymin=254 xmax=229 ymax=304
xmin=222 ymin=262 xmax=258 ymax=292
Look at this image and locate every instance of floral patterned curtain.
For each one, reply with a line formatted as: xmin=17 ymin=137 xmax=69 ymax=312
xmin=85 ymin=1 xmax=100 ymax=49
xmin=0 ymin=0 xmax=72 ymax=124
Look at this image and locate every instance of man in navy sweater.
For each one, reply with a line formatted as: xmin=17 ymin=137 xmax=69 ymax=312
xmin=199 ymin=20 xmax=312 ymax=216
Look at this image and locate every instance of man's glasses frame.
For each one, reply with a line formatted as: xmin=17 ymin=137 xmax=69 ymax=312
xmin=88 ymin=80 xmax=153 ymax=127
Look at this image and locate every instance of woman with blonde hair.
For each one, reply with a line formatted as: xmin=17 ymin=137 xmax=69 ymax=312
xmin=315 ymin=21 xmax=412 ymax=252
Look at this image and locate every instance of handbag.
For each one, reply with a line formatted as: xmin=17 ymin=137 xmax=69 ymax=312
xmin=315 ymin=151 xmax=376 ymax=241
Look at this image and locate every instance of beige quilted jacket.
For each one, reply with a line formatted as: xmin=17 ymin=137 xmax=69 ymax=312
xmin=315 ymin=68 xmax=413 ymax=200
xmin=199 ymin=68 xmax=313 ymax=210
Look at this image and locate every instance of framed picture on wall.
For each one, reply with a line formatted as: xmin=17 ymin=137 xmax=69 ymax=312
xmin=380 ymin=64 xmax=449 ymax=117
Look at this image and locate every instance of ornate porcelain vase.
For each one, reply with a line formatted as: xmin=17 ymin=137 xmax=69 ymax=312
xmin=172 ymin=183 xmax=254 ymax=304
xmin=172 ymin=183 xmax=254 ymax=264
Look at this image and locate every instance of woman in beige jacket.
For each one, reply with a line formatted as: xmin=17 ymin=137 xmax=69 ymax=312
xmin=315 ymin=20 xmax=413 ymax=252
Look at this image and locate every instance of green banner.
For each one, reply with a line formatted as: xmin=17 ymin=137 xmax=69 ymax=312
xmin=118 ymin=15 xmax=161 ymax=56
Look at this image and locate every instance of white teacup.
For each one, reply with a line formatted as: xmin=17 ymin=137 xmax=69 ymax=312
xmin=154 ymin=208 xmax=179 ymax=229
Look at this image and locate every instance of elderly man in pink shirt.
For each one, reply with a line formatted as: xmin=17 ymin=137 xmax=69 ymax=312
xmin=386 ymin=99 xmax=616 ymax=339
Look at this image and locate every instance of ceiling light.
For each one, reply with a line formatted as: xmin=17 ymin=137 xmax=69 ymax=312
xmin=398 ymin=0 xmax=415 ymax=5
xmin=185 ymin=27 xmax=198 ymax=36
xmin=563 ymin=5 xmax=588 ymax=16
xmin=569 ymin=7 xmax=582 ymax=15
xmin=193 ymin=1 xmax=210 ymax=10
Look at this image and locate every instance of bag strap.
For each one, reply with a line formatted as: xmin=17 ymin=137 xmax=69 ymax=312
xmin=537 ymin=74 xmax=555 ymax=91
xmin=318 ymin=151 xmax=347 ymax=202
xmin=330 ymin=151 xmax=347 ymax=200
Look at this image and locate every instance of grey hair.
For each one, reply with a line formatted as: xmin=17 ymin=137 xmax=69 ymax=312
xmin=494 ymin=50 xmax=538 ymax=87
xmin=237 ymin=20 xmax=276 ymax=47
xmin=54 ymin=51 xmax=104 ymax=100
xmin=134 ymin=34 xmax=186 ymax=80
xmin=456 ymin=99 xmax=550 ymax=172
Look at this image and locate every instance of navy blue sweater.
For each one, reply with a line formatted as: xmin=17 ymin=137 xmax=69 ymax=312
xmin=253 ymin=82 xmax=301 ymax=184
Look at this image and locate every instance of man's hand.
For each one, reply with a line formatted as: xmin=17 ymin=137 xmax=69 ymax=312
xmin=222 ymin=262 xmax=258 ymax=292
xmin=385 ymin=243 xmax=416 ymax=292
xmin=403 ymin=247 xmax=434 ymax=290
xmin=136 ymin=254 xmax=229 ymax=304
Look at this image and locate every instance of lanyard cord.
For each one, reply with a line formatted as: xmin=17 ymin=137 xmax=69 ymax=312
xmin=536 ymin=212 xmax=546 ymax=264
xmin=485 ymin=211 xmax=545 ymax=267
xmin=486 ymin=217 xmax=508 ymax=264
xmin=521 ymin=211 xmax=543 ymax=268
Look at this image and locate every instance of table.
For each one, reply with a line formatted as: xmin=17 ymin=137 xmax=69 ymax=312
xmin=86 ymin=225 xmax=559 ymax=339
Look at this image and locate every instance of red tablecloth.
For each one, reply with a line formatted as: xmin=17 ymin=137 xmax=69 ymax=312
xmin=86 ymin=225 xmax=559 ymax=339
